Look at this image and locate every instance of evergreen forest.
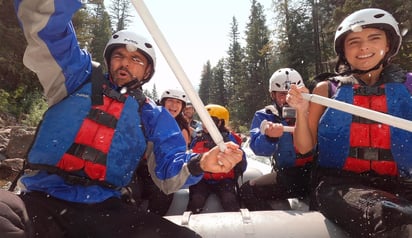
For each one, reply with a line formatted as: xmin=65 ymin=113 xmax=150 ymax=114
xmin=1 ymin=0 xmax=411 ymax=132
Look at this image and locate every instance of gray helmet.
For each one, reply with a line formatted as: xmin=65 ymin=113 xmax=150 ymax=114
xmin=334 ymin=8 xmax=401 ymax=65
xmin=103 ymin=30 xmax=156 ymax=82
xmin=269 ymin=68 xmax=304 ymax=92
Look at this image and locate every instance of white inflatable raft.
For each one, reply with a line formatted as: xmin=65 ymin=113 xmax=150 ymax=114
xmin=157 ymin=147 xmax=351 ymax=238
xmin=165 ymin=210 xmax=349 ymax=238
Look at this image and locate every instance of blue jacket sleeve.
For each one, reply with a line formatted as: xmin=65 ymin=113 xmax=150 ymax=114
xmin=249 ymin=108 xmax=279 ymax=157
xmin=141 ymin=99 xmax=202 ymax=193
xmin=15 ymin=0 xmax=92 ymax=106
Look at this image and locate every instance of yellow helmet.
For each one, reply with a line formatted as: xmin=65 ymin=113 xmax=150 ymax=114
xmin=205 ymin=104 xmax=229 ymax=126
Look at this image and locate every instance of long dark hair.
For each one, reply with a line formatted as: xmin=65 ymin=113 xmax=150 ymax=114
xmin=175 ymin=113 xmax=190 ymax=134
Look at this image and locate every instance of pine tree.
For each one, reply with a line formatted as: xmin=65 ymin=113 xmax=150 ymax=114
xmin=90 ymin=2 xmax=112 ymax=68
xmin=209 ymin=59 xmax=227 ymax=105
xmin=198 ymin=61 xmax=212 ymax=104
xmin=226 ymin=17 xmax=247 ymax=130
xmin=108 ymin=0 xmax=133 ymax=31
xmin=242 ymin=0 xmax=272 ymax=127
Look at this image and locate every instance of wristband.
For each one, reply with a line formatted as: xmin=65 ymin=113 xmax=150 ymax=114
xmin=187 ymin=154 xmax=203 ymax=176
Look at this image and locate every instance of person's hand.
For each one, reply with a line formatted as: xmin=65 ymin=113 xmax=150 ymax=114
xmin=286 ymin=84 xmax=310 ymax=113
xmin=260 ymin=119 xmax=284 ymax=138
xmin=200 ymin=142 xmax=243 ymax=173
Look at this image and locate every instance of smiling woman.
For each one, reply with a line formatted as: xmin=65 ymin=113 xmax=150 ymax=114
xmin=287 ymin=8 xmax=412 ymax=238
xmin=160 ymin=88 xmax=191 ymax=146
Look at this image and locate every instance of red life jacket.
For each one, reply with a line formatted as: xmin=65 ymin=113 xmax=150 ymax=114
xmin=58 ymin=94 xmax=125 ymax=181
xmin=191 ymin=132 xmax=237 ymax=180
xmin=232 ymin=132 xmax=243 ymax=146
xmin=343 ymin=84 xmax=397 ymax=176
xmin=28 ymin=67 xmax=147 ymax=188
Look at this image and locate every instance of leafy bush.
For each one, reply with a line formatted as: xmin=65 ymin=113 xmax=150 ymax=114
xmin=0 ymin=89 xmax=10 ymax=114
xmin=0 ymin=87 xmax=47 ymax=127
xmin=21 ymin=90 xmax=47 ymax=127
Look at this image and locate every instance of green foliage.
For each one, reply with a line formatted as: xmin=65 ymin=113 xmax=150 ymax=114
xmin=236 ymin=125 xmax=250 ymax=135
xmin=21 ymin=91 xmax=47 ymax=127
xmin=241 ymin=0 xmax=272 ymax=127
xmin=0 ymin=80 xmax=45 ymax=126
xmin=0 ymin=89 xmax=10 ymax=114
xmin=151 ymin=84 xmax=159 ymax=101
xmin=3 ymin=0 xmax=412 ymax=130
xmin=0 ymin=0 xmax=119 ymax=126
xmin=209 ymin=59 xmax=227 ymax=105
xmin=198 ymin=61 xmax=212 ymax=104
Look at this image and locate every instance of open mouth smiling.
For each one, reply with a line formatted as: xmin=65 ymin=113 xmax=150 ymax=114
xmin=356 ymin=53 xmax=374 ymax=59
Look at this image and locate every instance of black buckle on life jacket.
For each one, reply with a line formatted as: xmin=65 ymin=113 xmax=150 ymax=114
xmin=87 ymin=108 xmax=118 ymax=129
xmin=67 ymin=143 xmax=107 ymax=165
xmin=352 ymin=115 xmax=376 ymax=124
xmin=354 ymin=86 xmax=385 ymax=96
xmin=349 ymin=147 xmax=393 ymax=161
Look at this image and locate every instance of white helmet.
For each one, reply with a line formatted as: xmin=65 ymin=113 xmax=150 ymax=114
xmin=334 ymin=8 xmax=401 ymax=65
xmin=269 ymin=68 xmax=304 ymax=92
xmin=160 ymin=89 xmax=188 ymax=105
xmin=103 ymin=30 xmax=156 ymax=82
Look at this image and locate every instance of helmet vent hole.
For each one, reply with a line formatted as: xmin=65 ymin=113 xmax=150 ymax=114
xmin=145 ymin=43 xmax=153 ymax=48
xmin=374 ymin=13 xmax=385 ymax=19
xmin=113 ymin=34 xmax=119 ymax=39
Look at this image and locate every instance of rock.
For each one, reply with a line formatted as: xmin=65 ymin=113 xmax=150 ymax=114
xmin=0 ymin=164 xmax=13 ymax=179
xmin=0 ymin=126 xmax=35 ymax=190
xmin=5 ymin=127 xmax=36 ymax=159
xmin=0 ymin=127 xmax=11 ymax=154
xmin=0 ymin=158 xmax=24 ymax=191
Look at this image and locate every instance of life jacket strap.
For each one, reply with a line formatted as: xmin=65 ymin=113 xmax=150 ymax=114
xmin=67 ymin=143 xmax=107 ymax=165
xmin=87 ymin=108 xmax=118 ymax=129
xmin=91 ymin=65 xmax=105 ymax=106
xmin=27 ymin=162 xmax=119 ymax=189
xmin=60 ymin=172 xmax=117 ymax=189
xmin=348 ymin=147 xmax=393 ymax=161
xmin=354 ymin=86 xmax=385 ymax=96
xmin=352 ymin=116 xmax=376 ymax=124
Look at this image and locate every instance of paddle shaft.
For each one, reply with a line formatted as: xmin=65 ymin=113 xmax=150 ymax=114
xmin=302 ymin=93 xmax=412 ymax=133
xmin=130 ymin=0 xmax=226 ymax=151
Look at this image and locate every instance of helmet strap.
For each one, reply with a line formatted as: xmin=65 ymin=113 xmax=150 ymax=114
xmin=119 ymin=78 xmax=143 ymax=94
xmin=348 ymin=59 xmax=384 ymax=75
xmin=337 ymin=57 xmax=385 ymax=76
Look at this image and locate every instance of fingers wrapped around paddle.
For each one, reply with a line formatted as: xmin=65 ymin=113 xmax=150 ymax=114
xmin=286 ymin=84 xmax=310 ymax=112
xmin=200 ymin=142 xmax=243 ymax=173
